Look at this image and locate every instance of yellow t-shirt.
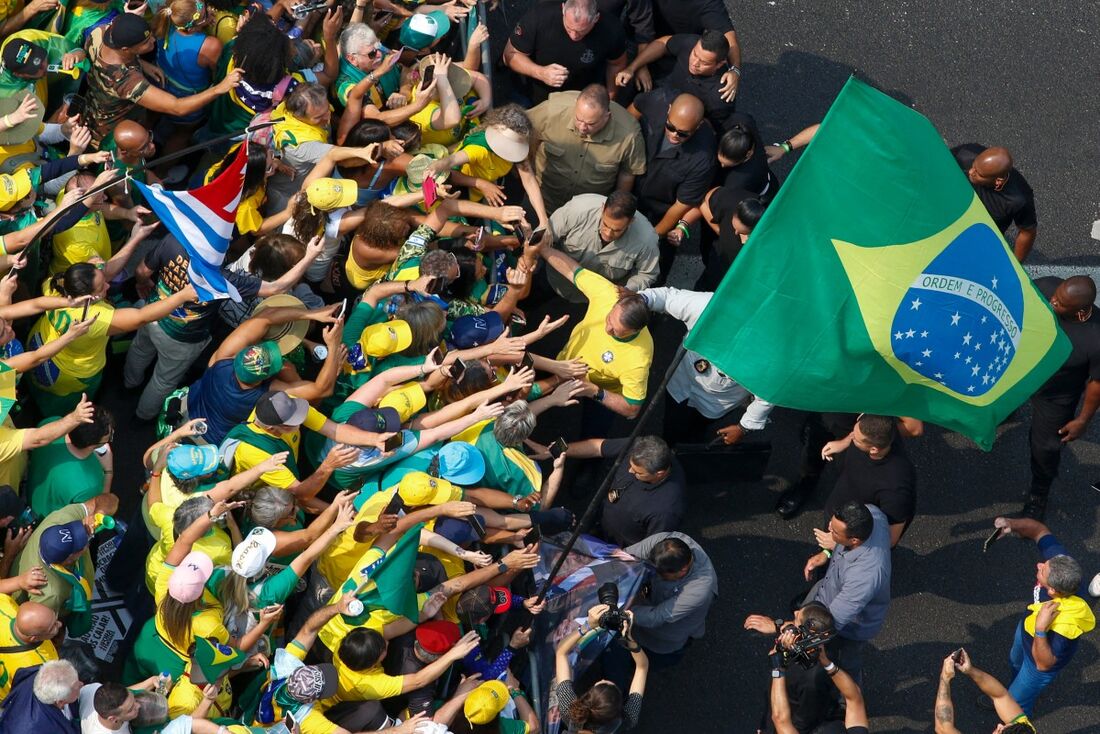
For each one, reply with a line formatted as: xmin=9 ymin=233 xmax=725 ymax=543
xmin=50 ymin=191 xmax=111 ymax=274
xmin=231 ymin=406 xmax=328 ymax=488
xmin=152 ymin=562 xmax=230 ymax=661
xmin=0 ymin=592 xmax=58 ymax=699
xmin=344 ymin=251 xmax=391 ymax=291
xmin=144 ymin=496 xmax=232 ymax=594
xmin=0 ymin=421 xmax=27 ymax=489
xmin=459 ymin=138 xmax=512 ymax=203
xmin=557 ymin=268 xmax=653 ymax=403
xmin=317 ymin=545 xmax=394 ymax=653
xmin=168 ymin=668 xmax=233 ymax=718
xmin=410 ymin=101 xmax=465 ymax=149
xmin=316 ymin=487 xmax=395 ymax=588
xmin=28 ymin=300 xmax=115 ymax=388
xmin=318 ymin=651 xmax=403 ymax=709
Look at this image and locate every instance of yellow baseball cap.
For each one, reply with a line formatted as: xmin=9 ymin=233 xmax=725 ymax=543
xmin=0 ymin=169 xmax=33 ymax=212
xmin=306 ymin=177 xmax=358 ymax=211
xmin=398 ymin=471 xmax=461 ymax=506
xmin=360 ymin=320 xmax=412 ymax=358
xmin=464 ymin=680 xmax=510 ymax=725
xmin=378 ymin=382 xmax=427 ymax=422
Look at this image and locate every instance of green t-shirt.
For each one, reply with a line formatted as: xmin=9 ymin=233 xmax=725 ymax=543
xmin=207 ymin=564 xmax=301 ymax=609
xmin=27 ymin=419 xmax=104 ymax=518
xmin=334 ymin=58 xmax=400 ymax=107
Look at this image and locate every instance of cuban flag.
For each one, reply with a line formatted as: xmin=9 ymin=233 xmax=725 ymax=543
xmin=133 ymin=145 xmax=248 ymax=302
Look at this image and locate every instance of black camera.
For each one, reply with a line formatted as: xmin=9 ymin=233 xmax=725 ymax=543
xmin=596 ymin=582 xmax=627 ymax=634
xmin=775 ymin=624 xmax=834 ymax=669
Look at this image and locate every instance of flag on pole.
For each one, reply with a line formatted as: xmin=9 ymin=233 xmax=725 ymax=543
xmin=684 ymin=78 xmax=1070 ymax=450
xmin=133 ymin=144 xmax=248 ymax=302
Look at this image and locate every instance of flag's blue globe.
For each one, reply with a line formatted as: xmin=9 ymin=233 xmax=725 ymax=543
xmin=890 ymin=223 xmax=1023 ymax=396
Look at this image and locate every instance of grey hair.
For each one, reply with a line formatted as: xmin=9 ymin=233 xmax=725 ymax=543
xmin=493 ymin=401 xmax=536 ymax=447
xmin=564 ymin=0 xmax=597 ymax=22
xmin=629 ymin=436 xmax=672 ymax=474
xmin=482 ymin=104 xmax=531 ymax=137
xmin=133 ymin=691 xmax=169 ymax=727
xmin=1047 ymin=555 xmax=1083 ymax=596
xmin=173 ymin=495 xmax=214 ymax=540
xmin=421 ymin=249 xmax=458 ymax=279
xmin=286 ymin=83 xmax=329 ymax=118
xmin=340 ymin=22 xmax=378 ymax=57
xmin=250 ymin=486 xmax=295 ymax=529
xmin=33 ymin=660 xmax=79 ymax=704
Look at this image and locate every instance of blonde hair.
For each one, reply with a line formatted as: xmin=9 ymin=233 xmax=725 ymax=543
xmin=157 ymin=595 xmax=200 ymax=652
xmin=154 ymin=0 xmax=207 ymax=38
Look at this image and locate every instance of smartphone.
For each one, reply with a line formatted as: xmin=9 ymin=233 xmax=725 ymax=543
xmin=424 ymin=276 xmax=442 ymax=295
xmin=982 ymin=527 xmax=1003 ymax=553
xmin=470 ymin=226 xmax=486 ymax=252
xmin=437 ymin=340 xmax=449 ymax=361
xmin=422 ymin=175 xmax=438 ymax=208
xmin=262 ymin=604 xmax=281 ymax=615
xmin=514 ymin=227 xmax=528 ymax=247
xmin=529 ymin=227 xmax=546 ymax=245
xmin=80 ymin=300 xmax=90 ymax=322
xmin=706 ymin=434 xmax=724 ymax=449
xmin=466 ymin=513 xmax=487 ymax=539
xmin=284 ymin=711 xmax=297 ymax=733
xmin=421 ymin=64 xmax=435 ymax=88
xmin=336 ymin=298 xmax=347 ymax=320
xmin=448 ymin=357 xmax=466 ymax=381
xmin=66 ymin=94 xmax=86 ymax=119
xmin=523 ymin=525 xmax=541 ymax=545
xmin=382 ymin=492 xmax=405 ymax=517
xmin=398 ymin=46 xmax=418 ymax=65
xmin=951 ymin=648 xmax=965 ymax=666
xmin=383 ymin=433 xmax=404 ymax=452
xmin=520 ymin=352 xmax=534 ymax=371
xmin=548 ymin=437 xmax=568 ymax=459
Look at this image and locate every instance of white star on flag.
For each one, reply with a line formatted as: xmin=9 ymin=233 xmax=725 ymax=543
xmin=922 ymin=349 xmax=932 ymax=357
xmin=911 ymin=298 xmax=922 ymax=310
xmin=991 ymin=276 xmax=998 ymax=289
xmin=950 ymin=312 xmax=960 ymax=325
xmin=963 ymin=333 xmax=972 ymax=345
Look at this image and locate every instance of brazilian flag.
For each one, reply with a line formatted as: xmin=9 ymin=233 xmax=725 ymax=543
xmin=685 ymin=78 xmax=1070 ymax=450
xmin=0 ymin=364 xmax=14 ymax=423
xmin=338 ymin=523 xmax=424 ymax=622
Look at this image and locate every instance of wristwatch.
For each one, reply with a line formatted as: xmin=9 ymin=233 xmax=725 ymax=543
xmin=496 ymin=561 xmax=509 ymax=574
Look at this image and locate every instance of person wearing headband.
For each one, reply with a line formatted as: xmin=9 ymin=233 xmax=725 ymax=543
xmin=152 ymin=0 xmax=221 ymax=136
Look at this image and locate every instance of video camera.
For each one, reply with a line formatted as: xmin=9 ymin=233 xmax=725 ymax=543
xmin=595 ymin=582 xmax=627 ymax=634
xmin=774 ymin=623 xmax=835 ymax=669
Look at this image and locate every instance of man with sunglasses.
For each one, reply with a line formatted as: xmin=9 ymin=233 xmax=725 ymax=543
xmin=1021 ymin=275 xmax=1100 ymax=520
xmin=629 ymin=89 xmax=716 ymax=283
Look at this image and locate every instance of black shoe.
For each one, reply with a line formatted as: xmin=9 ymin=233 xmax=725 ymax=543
xmin=776 ymin=488 xmax=810 ymax=519
xmin=1020 ymin=494 xmax=1048 ymax=520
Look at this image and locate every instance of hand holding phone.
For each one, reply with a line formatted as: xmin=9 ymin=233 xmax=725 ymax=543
xmin=523 ymin=525 xmax=541 ymax=545
xmin=423 ymin=175 xmax=438 ymax=208
xmin=466 ymin=513 xmax=487 ymax=539
xmin=548 ymin=437 xmax=568 ymax=459
xmin=383 ymin=433 xmax=404 ymax=452
xmin=382 ymin=492 xmax=405 ymax=517
xmin=448 ymin=357 xmax=467 ymax=381
xmin=421 ymin=64 xmax=435 ymax=87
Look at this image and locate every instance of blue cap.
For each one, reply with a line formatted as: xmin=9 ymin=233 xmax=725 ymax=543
xmin=40 ymin=520 xmax=89 ymax=564
xmin=167 ymin=444 xmax=220 ymax=480
xmin=438 ymin=442 xmax=486 ymax=486
xmin=449 ymin=312 xmax=504 ymax=349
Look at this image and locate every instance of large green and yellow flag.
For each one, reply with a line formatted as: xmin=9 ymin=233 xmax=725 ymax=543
xmin=685 ymin=78 xmax=1070 ymax=450
xmin=0 ymin=364 xmax=14 ymax=424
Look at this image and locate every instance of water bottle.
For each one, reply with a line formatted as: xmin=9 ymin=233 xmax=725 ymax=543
xmin=347 ymin=343 xmax=366 ymax=370
xmin=155 ymin=672 xmax=169 ymax=695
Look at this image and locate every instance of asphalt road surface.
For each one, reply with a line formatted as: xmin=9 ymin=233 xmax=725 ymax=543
xmin=94 ymin=2 xmax=1100 ymax=733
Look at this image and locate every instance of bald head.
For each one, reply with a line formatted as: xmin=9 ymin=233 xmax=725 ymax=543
xmin=665 ymin=94 xmax=705 ymax=144
xmin=15 ymin=601 xmax=61 ymax=642
xmin=114 ymin=121 xmax=154 ymax=162
xmin=967 ymin=146 xmax=1013 ymax=189
xmin=1050 ymin=275 xmax=1096 ymax=320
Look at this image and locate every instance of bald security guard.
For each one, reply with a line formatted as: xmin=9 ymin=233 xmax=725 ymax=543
xmin=953 ymin=144 xmax=1037 ymax=261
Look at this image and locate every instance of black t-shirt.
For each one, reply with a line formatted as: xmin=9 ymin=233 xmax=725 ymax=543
xmin=597 ymin=437 xmax=686 ymax=547
xmin=634 ymin=87 xmax=718 ymax=213
xmin=707 ymin=186 xmax=752 ymax=271
xmin=718 ymin=112 xmax=780 ymax=198
xmin=663 ymin=34 xmax=736 ymax=130
xmin=762 ymin=663 xmax=835 ymax=734
xmin=1034 ymin=277 xmax=1100 ymax=400
xmin=952 ymin=143 xmax=1037 ymax=233
xmin=511 ymin=2 xmax=628 ymax=104
xmin=652 ymin=0 xmax=732 ymax=37
xmin=824 ymin=441 xmax=916 ymax=528
xmin=381 ymin=632 xmax=434 ymax=715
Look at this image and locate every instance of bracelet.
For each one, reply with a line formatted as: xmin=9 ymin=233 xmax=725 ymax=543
xmin=1 ymin=115 xmax=10 ymax=128
xmin=675 ymin=220 xmax=691 ymax=239
xmin=727 ymin=64 xmax=741 ymax=76
xmin=780 ymin=140 xmax=793 ymax=153
xmin=823 ymin=662 xmax=838 ymax=675
xmin=1034 ymin=631 xmax=1047 ymax=638
xmin=822 ymin=549 xmax=832 ymax=558
xmin=595 ymin=387 xmax=605 ymax=402
xmin=509 ymin=688 xmax=526 ymax=700
xmin=366 ymin=72 xmax=376 ymax=84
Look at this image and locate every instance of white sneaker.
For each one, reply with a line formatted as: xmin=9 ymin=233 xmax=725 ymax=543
xmin=1089 ymin=572 xmax=1100 ymax=598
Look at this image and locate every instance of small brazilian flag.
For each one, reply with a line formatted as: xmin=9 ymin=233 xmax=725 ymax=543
xmin=0 ymin=364 xmax=15 ymax=424
xmin=685 ymin=78 xmax=1070 ymax=450
xmin=193 ymin=637 xmax=247 ymax=684
xmin=339 ymin=523 xmax=423 ymax=622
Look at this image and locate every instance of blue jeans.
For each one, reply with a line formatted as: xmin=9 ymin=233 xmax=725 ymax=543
xmin=1008 ymin=621 xmax=1059 ymax=715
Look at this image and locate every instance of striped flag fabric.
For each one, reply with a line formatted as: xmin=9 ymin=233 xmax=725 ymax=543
xmin=133 ymin=144 xmax=248 ymax=302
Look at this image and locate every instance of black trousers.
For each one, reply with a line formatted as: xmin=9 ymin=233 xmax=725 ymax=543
xmin=661 ymin=395 xmax=740 ymax=446
xmin=1029 ymin=395 xmax=1078 ymax=496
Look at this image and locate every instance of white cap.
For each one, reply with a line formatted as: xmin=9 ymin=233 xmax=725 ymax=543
xmin=231 ymin=527 xmax=277 ymax=579
xmin=1089 ymin=571 xmax=1100 ymax=598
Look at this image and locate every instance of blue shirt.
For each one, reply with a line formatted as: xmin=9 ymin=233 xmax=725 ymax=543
xmin=1019 ymin=533 xmax=1082 ymax=672
xmin=186 ymin=359 xmax=272 ymax=445
xmin=812 ymin=505 xmax=892 ymax=641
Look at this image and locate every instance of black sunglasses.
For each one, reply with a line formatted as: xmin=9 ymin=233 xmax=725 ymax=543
xmin=665 ymin=120 xmax=693 ymax=138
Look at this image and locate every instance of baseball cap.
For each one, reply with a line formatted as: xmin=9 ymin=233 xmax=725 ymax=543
xmin=449 ymin=312 xmax=504 ymax=349
xmin=437 ymin=442 xmax=485 ymax=485
xmin=359 ymin=320 xmax=412 ymax=358
xmin=167 ymin=444 xmax=220 ymax=480
xmin=39 ymin=520 xmax=89 ymax=564
xmin=464 ymin=681 xmax=510 ymax=725
xmin=378 ymin=382 xmax=427 ymax=422
xmin=485 ymin=125 xmax=530 ymax=163
xmin=168 ymin=551 xmax=214 ymax=603
xmin=306 ymin=178 xmax=358 ymax=211
xmin=398 ymin=471 xmax=461 ymax=506
xmin=231 ymin=527 xmax=277 ymax=579
xmin=252 ymin=295 xmax=309 ymax=354
xmin=414 ymin=552 xmax=448 ymax=592
xmin=1 ymin=39 xmax=47 ymax=78
xmin=233 ymin=341 xmax=284 ymax=384
xmin=415 ymin=619 xmax=461 ymax=655
xmin=348 ymin=406 xmax=402 ymax=434
xmin=398 ymin=11 xmax=450 ymax=51
xmin=0 ymin=169 xmax=33 ymax=212
xmin=255 ymin=391 xmax=309 ymax=427
xmin=286 ymin=663 xmax=338 ymax=703
xmin=105 ymin=14 xmax=152 ymax=49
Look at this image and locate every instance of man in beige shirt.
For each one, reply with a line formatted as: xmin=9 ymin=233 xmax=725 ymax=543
xmin=528 ymin=84 xmax=647 ymax=214
xmin=548 ymin=191 xmax=660 ymax=302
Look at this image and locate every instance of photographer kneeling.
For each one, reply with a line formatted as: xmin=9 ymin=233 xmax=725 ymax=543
xmin=555 ymin=602 xmax=649 ymax=733
xmin=744 ymin=603 xmax=839 ymax=734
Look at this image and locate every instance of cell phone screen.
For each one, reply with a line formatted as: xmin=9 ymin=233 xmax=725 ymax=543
xmin=449 ymin=357 xmax=466 ymax=380
xmin=383 ymin=493 xmax=404 ymax=516
xmin=523 ymin=526 xmax=541 ymax=545
xmin=467 ymin=514 xmax=487 ymax=539
xmin=548 ymin=437 xmax=567 ymax=459
xmin=530 ymin=227 xmax=546 ymax=245
xmin=473 ymin=226 xmax=486 ymax=251
xmin=383 ymin=433 xmax=404 ymax=452
xmin=520 ymin=352 xmax=535 ymax=371
xmin=423 ymin=175 xmax=438 ymax=208
xmin=67 ymin=94 xmax=86 ymax=118
xmin=421 ymin=64 xmax=435 ymax=87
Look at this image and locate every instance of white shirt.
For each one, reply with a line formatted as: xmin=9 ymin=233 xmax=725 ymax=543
xmin=79 ymin=683 xmax=130 ymax=734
